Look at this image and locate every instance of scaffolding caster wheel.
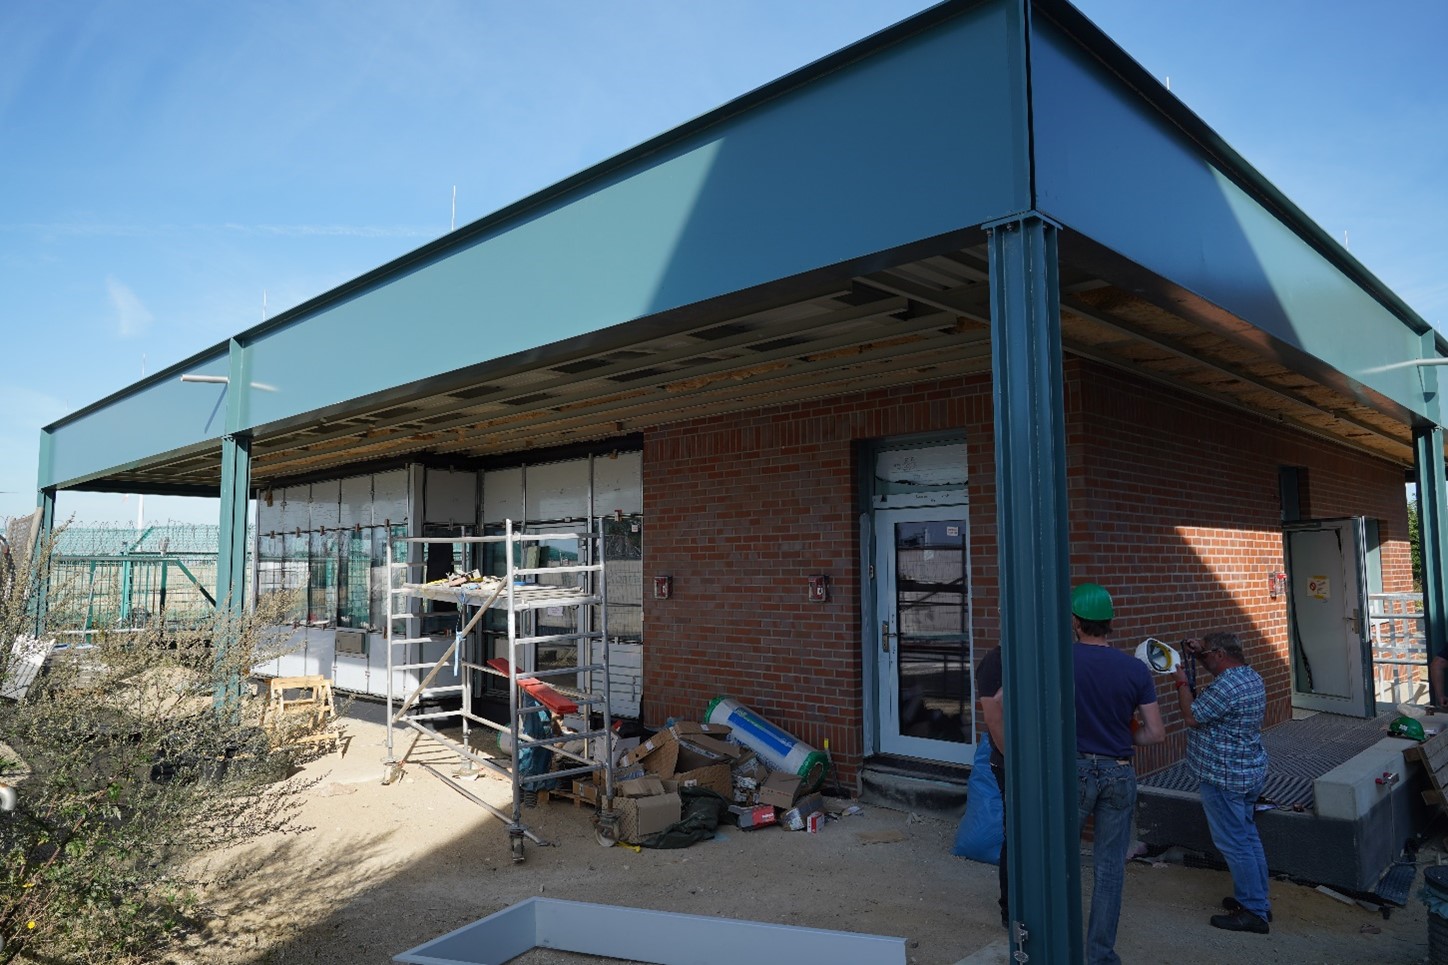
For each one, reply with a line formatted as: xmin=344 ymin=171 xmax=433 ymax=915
xmin=508 ymin=825 xmax=527 ymax=864
xmin=594 ymin=809 xmax=619 ymax=848
xmin=382 ymin=762 xmax=404 ymax=786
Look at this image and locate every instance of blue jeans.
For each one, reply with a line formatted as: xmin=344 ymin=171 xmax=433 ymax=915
xmin=1077 ymin=758 xmax=1136 ymax=965
xmin=1199 ymin=780 xmax=1270 ymax=919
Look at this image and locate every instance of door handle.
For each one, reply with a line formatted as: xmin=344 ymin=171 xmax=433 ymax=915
xmin=881 ymin=621 xmax=896 ymax=653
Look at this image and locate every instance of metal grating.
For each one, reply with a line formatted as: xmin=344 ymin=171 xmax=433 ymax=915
xmin=1376 ymin=857 xmax=1417 ymax=906
xmin=1140 ymin=710 xmax=1400 ymax=809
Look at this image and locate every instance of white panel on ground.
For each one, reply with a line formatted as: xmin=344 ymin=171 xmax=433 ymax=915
xmin=593 ymin=450 xmax=643 ymax=516
xmin=424 ymin=469 xmax=478 ymax=525
xmin=526 ymin=459 xmax=588 ymax=521
xmin=339 ymin=475 xmax=371 ymax=528
xmin=482 ymin=467 xmax=523 ymax=523
xmin=393 ymin=897 xmax=907 ymax=965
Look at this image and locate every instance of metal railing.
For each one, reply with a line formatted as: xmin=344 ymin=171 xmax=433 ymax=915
xmin=1369 ymin=592 xmax=1427 ymax=706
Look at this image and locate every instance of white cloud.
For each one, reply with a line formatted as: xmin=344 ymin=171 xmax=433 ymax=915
xmin=106 ymin=276 xmax=154 ymax=338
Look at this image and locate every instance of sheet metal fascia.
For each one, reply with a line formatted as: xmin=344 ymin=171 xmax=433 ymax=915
xmin=987 ymin=213 xmax=1082 ymax=962
xmin=227 ymin=227 xmax=983 ymax=451
xmin=41 ymin=346 xmax=231 ymax=489
xmin=1055 ymin=229 xmax=1424 ymax=430
xmin=1028 ymin=12 xmax=1438 ymax=424
xmin=393 ymin=897 xmax=907 ymax=965
xmin=242 ymin=1 xmax=1027 ymax=431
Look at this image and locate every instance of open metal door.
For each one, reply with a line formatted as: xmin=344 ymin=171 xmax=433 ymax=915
xmin=1284 ymin=517 xmax=1375 ymax=717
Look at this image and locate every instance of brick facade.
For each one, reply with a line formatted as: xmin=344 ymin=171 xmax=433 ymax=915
xmin=641 ymin=358 xmax=1412 ymax=787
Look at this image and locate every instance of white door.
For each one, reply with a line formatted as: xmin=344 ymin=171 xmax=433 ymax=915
xmin=874 ymin=507 xmax=973 ymax=763
xmin=1284 ymin=517 xmax=1375 ymax=717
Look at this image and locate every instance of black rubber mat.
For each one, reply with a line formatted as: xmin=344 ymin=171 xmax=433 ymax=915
xmin=1376 ymin=858 xmax=1417 ymax=906
xmin=1140 ymin=710 xmax=1398 ymax=810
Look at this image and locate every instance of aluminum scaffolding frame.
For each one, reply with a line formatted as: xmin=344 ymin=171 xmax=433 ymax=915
xmin=383 ymin=519 xmax=618 ymax=862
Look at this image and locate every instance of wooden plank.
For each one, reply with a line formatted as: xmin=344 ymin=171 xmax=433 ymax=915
xmin=486 ymin=658 xmax=579 ymax=715
xmin=1407 ymin=729 xmax=1448 ymax=773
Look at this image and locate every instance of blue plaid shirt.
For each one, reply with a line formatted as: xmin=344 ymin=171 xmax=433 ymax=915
xmin=1185 ymin=664 xmax=1268 ymax=793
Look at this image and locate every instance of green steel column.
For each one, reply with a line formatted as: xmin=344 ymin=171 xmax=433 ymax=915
xmin=1416 ymin=425 xmax=1448 ymax=685
xmin=32 ymin=487 xmax=56 ymax=638
xmin=215 ymin=431 xmax=252 ymax=709
xmin=987 ymin=211 xmax=1082 ymax=964
xmin=33 ymin=430 xmax=57 ymax=637
xmin=215 ymin=338 xmax=252 ymax=710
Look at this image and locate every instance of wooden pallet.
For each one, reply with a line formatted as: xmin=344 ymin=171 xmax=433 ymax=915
xmin=1403 ymin=728 xmax=1448 ymax=811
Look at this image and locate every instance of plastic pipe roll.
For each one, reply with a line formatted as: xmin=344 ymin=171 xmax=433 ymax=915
xmin=705 ymin=695 xmax=828 ymax=791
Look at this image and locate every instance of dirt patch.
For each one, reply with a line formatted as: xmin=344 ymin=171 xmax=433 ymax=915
xmin=164 ymin=715 xmax=1434 ymax=964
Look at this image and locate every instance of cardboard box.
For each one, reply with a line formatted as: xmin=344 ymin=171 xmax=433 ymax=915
xmin=758 ymin=771 xmax=802 ymax=809
xmin=618 ymin=731 xmax=680 ymax=778
xmin=617 ymin=791 xmax=682 ymax=844
xmin=572 ymin=779 xmax=599 ymax=806
xmin=668 ymin=720 xmax=733 ymax=740
xmin=672 ymin=763 xmax=732 ymax=798
xmin=618 ymin=776 xmax=666 ymax=798
xmin=780 ymin=793 xmax=825 ymax=831
xmin=728 ymin=804 xmax=777 ymax=830
xmin=806 ymin=811 xmax=825 ymax=833
xmin=672 ymin=740 xmax=735 ymax=774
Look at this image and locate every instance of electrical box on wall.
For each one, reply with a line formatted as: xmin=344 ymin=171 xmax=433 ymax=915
xmin=808 ymin=574 xmax=830 ymax=603
xmin=335 ymin=628 xmax=367 ymax=656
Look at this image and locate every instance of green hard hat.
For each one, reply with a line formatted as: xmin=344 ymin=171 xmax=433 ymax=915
xmin=1071 ymin=583 xmax=1114 ymax=621
xmin=1389 ymin=716 xmax=1425 ymax=742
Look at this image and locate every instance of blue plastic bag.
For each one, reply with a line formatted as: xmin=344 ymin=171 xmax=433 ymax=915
xmin=952 ymin=734 xmax=1004 ymax=863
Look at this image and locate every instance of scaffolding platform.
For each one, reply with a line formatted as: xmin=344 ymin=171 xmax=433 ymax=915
xmin=383 ymin=521 xmax=619 ymax=862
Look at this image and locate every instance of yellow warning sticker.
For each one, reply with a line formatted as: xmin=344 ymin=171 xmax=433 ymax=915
xmin=1306 ymin=575 xmax=1330 ymax=601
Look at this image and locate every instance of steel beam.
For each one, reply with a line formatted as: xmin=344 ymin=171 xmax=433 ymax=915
xmin=987 ymin=211 xmax=1082 ymax=964
xmin=215 ymin=339 xmax=253 ymax=710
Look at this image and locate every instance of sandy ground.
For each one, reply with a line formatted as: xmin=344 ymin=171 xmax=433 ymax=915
xmin=162 ymin=713 xmax=1437 ymax=965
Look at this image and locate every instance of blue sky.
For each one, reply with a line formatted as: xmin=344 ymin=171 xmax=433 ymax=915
xmin=2 ymin=0 xmax=1444 ymax=527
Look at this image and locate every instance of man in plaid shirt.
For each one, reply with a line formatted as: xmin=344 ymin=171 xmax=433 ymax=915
xmin=1172 ymin=631 xmax=1270 ymax=934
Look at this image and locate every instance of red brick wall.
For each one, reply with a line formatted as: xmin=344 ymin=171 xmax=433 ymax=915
xmin=640 ymin=359 xmax=1412 ymax=784
xmin=642 ymin=376 xmax=995 ymax=786
xmin=1066 ymin=360 xmax=1413 ymax=774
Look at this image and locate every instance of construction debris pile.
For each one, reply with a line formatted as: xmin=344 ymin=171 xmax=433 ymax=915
xmin=569 ymin=716 xmax=844 ymax=845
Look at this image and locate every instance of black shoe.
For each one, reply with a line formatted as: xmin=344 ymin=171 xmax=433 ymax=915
xmin=1210 ymin=909 xmax=1269 ymax=934
xmin=1222 ymin=896 xmax=1272 ymax=922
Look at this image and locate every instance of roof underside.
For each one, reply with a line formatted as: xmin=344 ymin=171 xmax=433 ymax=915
xmin=82 ymin=238 xmax=1414 ymax=495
